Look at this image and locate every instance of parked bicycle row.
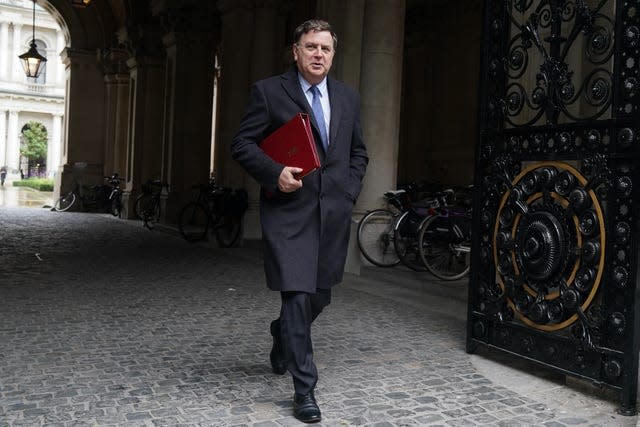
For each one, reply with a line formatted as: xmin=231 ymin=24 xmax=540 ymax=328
xmin=53 ymin=172 xmax=123 ymax=217
xmin=176 ymin=177 xmax=248 ymax=248
xmin=53 ymin=170 xmax=248 ymax=248
xmin=53 ymin=173 xmax=467 ymax=265
xmin=132 ymin=177 xmax=248 ymax=248
xmin=357 ymin=181 xmax=473 ymax=281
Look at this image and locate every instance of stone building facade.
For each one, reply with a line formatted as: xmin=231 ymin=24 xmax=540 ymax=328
xmin=0 ymin=0 xmax=65 ymax=179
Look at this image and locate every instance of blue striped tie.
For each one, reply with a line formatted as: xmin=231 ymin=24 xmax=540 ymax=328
xmin=310 ymin=86 xmax=329 ymax=151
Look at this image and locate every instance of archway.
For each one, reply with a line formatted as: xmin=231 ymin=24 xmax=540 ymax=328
xmin=20 ymin=121 xmax=48 ymax=178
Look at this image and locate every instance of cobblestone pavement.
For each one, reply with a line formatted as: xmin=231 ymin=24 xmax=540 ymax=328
xmin=0 ymin=206 xmax=637 ymax=426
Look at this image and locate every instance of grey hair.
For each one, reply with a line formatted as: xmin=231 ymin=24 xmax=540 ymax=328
xmin=293 ymin=19 xmax=338 ymax=50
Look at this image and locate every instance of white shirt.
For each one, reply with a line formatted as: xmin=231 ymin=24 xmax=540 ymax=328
xmin=298 ymin=75 xmax=331 ymax=145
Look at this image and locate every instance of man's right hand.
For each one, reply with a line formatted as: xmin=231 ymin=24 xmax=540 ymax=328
xmin=278 ymin=167 xmax=304 ymax=193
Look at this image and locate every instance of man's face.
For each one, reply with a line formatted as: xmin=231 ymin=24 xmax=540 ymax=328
xmin=293 ymin=30 xmax=335 ymax=85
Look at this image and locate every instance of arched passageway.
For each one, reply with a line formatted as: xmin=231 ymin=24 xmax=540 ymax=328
xmin=5 ymin=0 xmax=483 ymax=274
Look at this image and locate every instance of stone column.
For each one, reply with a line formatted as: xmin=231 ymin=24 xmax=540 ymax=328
xmin=56 ymin=30 xmax=65 ymax=85
xmin=124 ymin=55 xmax=165 ymax=208
xmin=316 ymin=0 xmax=365 ymax=88
xmin=215 ymin=0 xmax=253 ymax=189
xmin=238 ymin=0 xmax=286 ymax=240
xmin=148 ymin=0 xmax=218 ymax=224
xmin=0 ymin=22 xmax=9 ymax=80
xmin=100 ymin=48 xmax=129 ymax=180
xmin=341 ymin=0 xmax=405 ymax=274
xmin=56 ymin=48 xmax=107 ymax=199
xmin=215 ymin=0 xmax=260 ymax=240
xmin=47 ymin=114 xmax=62 ymax=178
xmin=12 ymin=24 xmax=22 ymax=80
xmin=104 ymin=73 xmax=130 ymax=179
xmin=0 ymin=110 xmax=6 ymax=167
xmin=357 ymin=0 xmax=405 ymax=212
xmin=111 ymin=18 xmax=166 ymax=217
xmin=7 ymin=111 xmax=19 ymax=171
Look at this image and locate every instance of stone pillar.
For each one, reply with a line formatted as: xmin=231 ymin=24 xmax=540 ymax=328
xmin=100 ymin=48 xmax=130 ymax=180
xmin=341 ymin=0 xmax=405 ymax=274
xmin=12 ymin=24 xmax=22 ymax=80
xmin=215 ymin=0 xmax=253 ymax=189
xmin=316 ymin=0 xmax=365 ymax=88
xmin=0 ymin=22 xmax=9 ymax=80
xmin=124 ymin=55 xmax=165 ymax=212
xmin=250 ymin=1 xmax=283 ymax=81
xmin=0 ymin=110 xmax=6 ymax=167
xmin=47 ymin=114 xmax=62 ymax=178
xmin=56 ymin=30 xmax=65 ymax=85
xmin=56 ymin=48 xmax=107 ymax=198
xmin=215 ymin=0 xmax=288 ymax=241
xmin=357 ymin=0 xmax=405 ymax=213
xmin=7 ymin=110 xmax=19 ymax=171
xmin=232 ymin=0 xmax=285 ymax=240
xmin=160 ymin=25 xmax=216 ymax=223
xmin=104 ymin=74 xmax=129 ymax=179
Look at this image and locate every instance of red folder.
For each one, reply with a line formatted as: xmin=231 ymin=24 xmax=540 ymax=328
xmin=260 ymin=113 xmax=321 ymax=179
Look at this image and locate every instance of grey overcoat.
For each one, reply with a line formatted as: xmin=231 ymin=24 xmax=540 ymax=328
xmin=231 ymin=67 xmax=368 ymax=292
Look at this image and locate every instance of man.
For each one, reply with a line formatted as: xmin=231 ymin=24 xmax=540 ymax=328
xmin=231 ymin=19 xmax=368 ymax=423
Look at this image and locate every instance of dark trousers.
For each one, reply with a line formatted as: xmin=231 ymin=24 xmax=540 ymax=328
xmin=272 ymin=289 xmax=331 ymax=395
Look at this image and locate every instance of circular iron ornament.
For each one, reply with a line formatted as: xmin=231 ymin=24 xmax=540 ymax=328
xmin=617 ymin=128 xmax=634 ymax=148
xmin=625 ymin=26 xmax=639 ymax=48
xmin=493 ymin=162 xmax=605 ymax=331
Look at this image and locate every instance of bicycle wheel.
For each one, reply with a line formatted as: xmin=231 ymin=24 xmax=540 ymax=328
xmin=110 ymin=192 xmax=122 ymax=217
xmin=394 ymin=211 xmax=428 ymax=272
xmin=215 ymin=213 xmax=242 ymax=247
xmin=134 ymin=193 xmax=153 ymax=220
xmin=357 ymin=209 xmax=400 ymax=267
xmin=143 ymin=200 xmax=161 ymax=228
xmin=54 ymin=192 xmax=77 ymax=212
xmin=179 ymin=202 xmax=209 ymax=242
xmin=137 ymin=196 xmax=160 ymax=229
xmin=418 ymin=214 xmax=471 ymax=280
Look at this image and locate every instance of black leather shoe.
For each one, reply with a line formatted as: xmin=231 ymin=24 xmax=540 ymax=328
xmin=293 ymin=391 xmax=321 ymax=423
xmin=270 ymin=320 xmax=286 ymax=375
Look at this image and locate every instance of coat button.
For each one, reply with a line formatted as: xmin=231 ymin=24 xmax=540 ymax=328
xmin=319 ymin=193 xmax=324 ymax=200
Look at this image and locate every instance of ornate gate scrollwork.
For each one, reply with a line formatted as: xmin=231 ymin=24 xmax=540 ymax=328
xmin=493 ymin=160 xmax=606 ymax=332
xmin=468 ymin=0 xmax=640 ymax=415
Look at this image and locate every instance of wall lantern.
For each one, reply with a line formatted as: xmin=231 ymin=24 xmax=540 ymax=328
xmin=18 ymin=0 xmax=47 ymax=78
xmin=70 ymin=0 xmax=91 ymax=6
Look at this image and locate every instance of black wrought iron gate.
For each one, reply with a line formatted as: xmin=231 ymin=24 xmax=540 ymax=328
xmin=467 ymin=0 xmax=640 ymax=414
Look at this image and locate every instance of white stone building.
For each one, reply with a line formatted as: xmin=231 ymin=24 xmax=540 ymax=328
xmin=0 ymin=0 xmax=65 ymax=179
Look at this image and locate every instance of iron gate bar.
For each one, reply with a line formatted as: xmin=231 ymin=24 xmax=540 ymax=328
xmin=467 ymin=0 xmax=640 ymax=415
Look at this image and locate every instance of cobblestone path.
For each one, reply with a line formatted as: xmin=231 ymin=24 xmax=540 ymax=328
xmin=0 ymin=207 xmax=634 ymax=426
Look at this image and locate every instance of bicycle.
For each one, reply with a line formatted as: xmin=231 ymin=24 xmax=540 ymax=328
xmin=178 ymin=179 xmax=248 ymax=247
xmin=54 ymin=172 xmax=117 ymax=213
xmin=356 ymin=191 xmax=404 ymax=268
xmin=356 ymin=182 xmax=448 ymax=268
xmin=417 ymin=192 xmax=473 ymax=281
xmin=106 ymin=173 xmax=123 ymax=217
xmin=393 ymin=188 xmax=453 ymax=271
xmin=134 ymin=180 xmax=169 ymax=229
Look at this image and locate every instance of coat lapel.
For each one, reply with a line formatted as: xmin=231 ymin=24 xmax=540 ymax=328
xmin=281 ymin=67 xmax=337 ymax=158
xmin=327 ymin=77 xmax=342 ymax=156
xmin=281 ymin=67 xmax=312 ymax=117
